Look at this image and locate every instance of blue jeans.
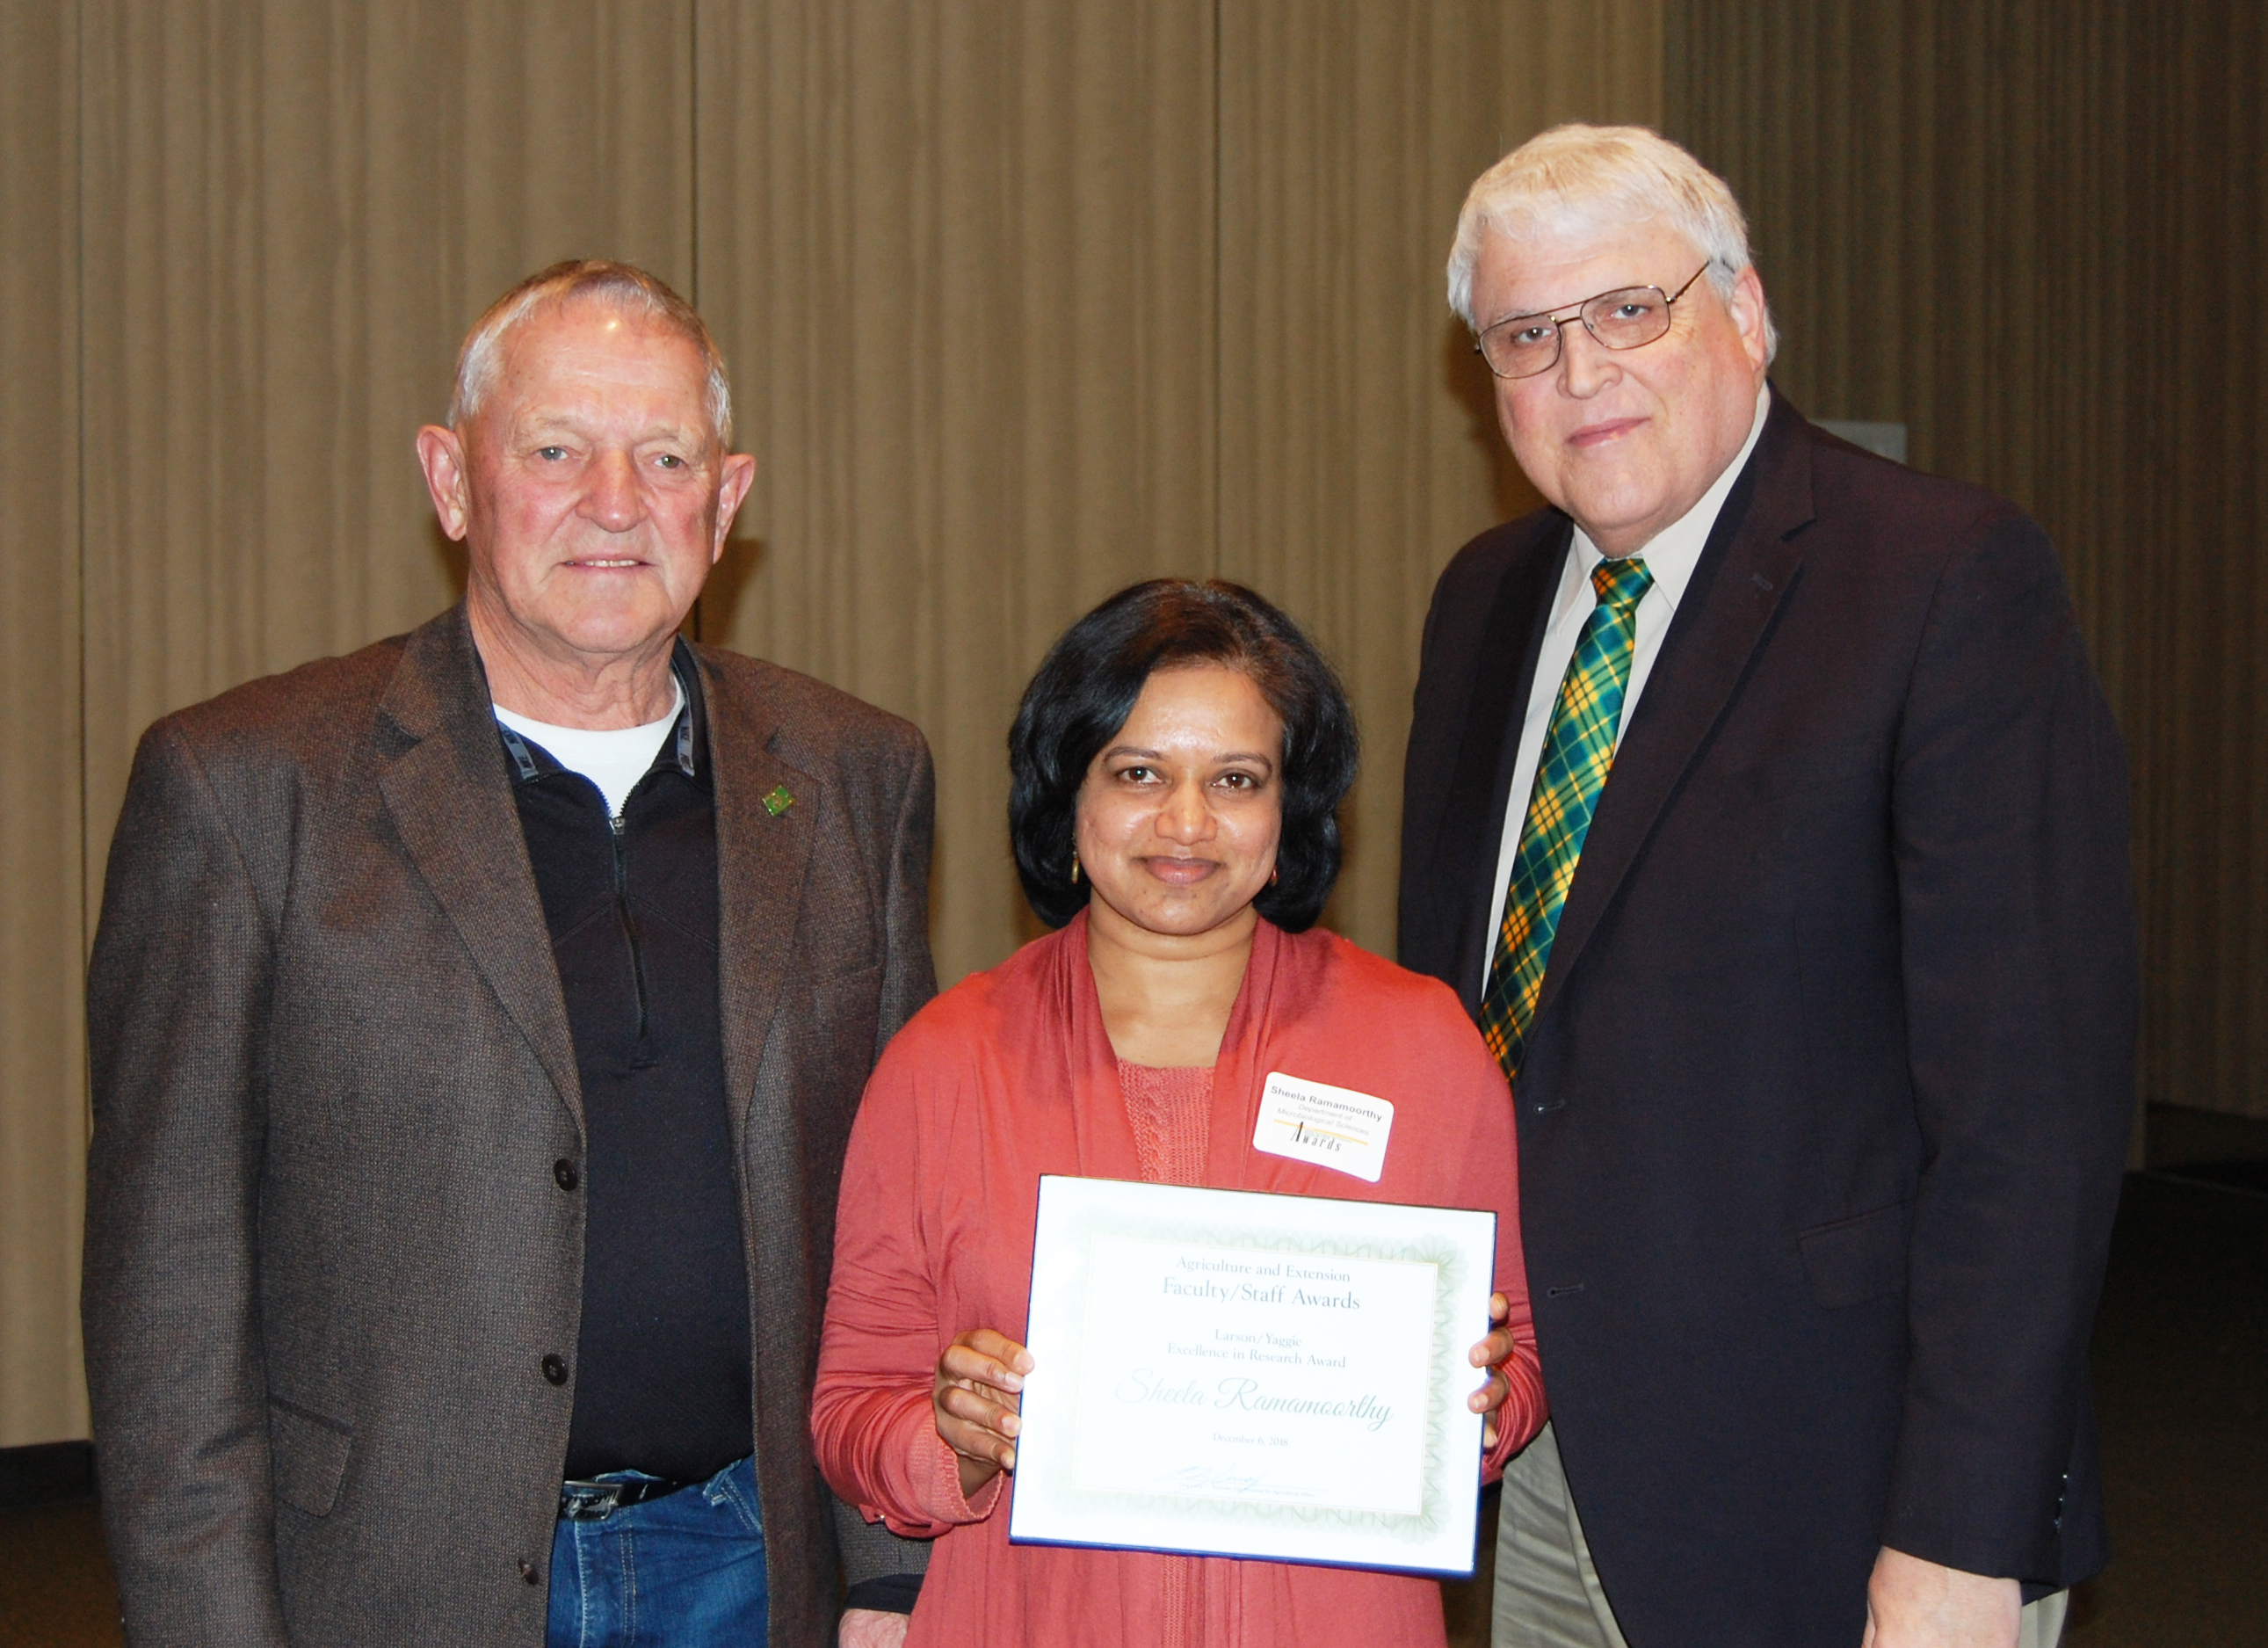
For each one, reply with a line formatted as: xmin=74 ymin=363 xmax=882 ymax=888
xmin=547 ymin=1456 xmax=767 ymax=1648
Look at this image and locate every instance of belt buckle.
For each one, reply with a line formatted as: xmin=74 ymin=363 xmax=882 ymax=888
xmin=559 ymin=1480 xmax=629 ymax=1521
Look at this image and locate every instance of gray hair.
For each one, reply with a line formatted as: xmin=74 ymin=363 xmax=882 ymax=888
xmin=1446 ymin=124 xmax=1779 ymax=362
xmin=447 ymin=259 xmax=735 ymax=446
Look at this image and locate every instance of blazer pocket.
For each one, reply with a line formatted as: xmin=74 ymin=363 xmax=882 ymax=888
xmin=268 ymin=1398 xmax=353 ymax=1518
xmin=1797 ymin=1201 xmax=1912 ymax=1309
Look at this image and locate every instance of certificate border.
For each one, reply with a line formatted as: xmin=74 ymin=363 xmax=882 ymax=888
xmin=1009 ymin=1175 xmax=1496 ymax=1577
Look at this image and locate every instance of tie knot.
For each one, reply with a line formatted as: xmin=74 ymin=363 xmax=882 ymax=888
xmin=1590 ymin=555 xmax=1653 ymax=613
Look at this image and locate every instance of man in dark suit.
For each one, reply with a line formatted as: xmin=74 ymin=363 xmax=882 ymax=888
xmin=83 ymin=261 xmax=931 ymax=1646
xmin=1398 ymin=127 xmax=2134 ymax=1648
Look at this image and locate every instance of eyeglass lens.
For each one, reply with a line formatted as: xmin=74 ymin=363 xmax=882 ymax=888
xmin=1480 ymin=286 xmax=1675 ymax=379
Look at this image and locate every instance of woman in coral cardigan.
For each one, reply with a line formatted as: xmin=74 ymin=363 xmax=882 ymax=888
xmin=814 ymin=579 xmax=1545 ymax=1647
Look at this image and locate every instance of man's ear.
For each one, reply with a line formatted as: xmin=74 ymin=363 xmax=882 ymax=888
xmin=1726 ymin=265 xmax=1772 ymax=373
xmin=712 ymin=452 xmax=757 ymax=564
xmin=416 ymin=425 xmax=475 ymax=542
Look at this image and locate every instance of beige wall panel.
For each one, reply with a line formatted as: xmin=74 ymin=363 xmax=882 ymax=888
xmin=50 ymin=0 xmax=698 ymax=1443
xmin=0 ymin=0 xmax=88 ymax=1448
xmin=77 ymin=0 xmax=698 ymax=904
xmin=1216 ymin=0 xmax=1660 ymax=957
xmin=693 ymin=0 xmax=1217 ymax=984
xmin=1667 ymin=0 xmax=2266 ymax=1120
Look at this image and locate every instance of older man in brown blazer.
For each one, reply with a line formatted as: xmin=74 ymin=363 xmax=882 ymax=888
xmin=83 ymin=262 xmax=932 ymax=1647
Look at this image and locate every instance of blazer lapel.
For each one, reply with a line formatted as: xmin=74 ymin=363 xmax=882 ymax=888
xmin=1439 ymin=522 xmax=1568 ymax=1012
xmin=375 ymin=608 xmax=585 ymax=1130
xmin=698 ymin=650 xmax=819 ymax=1134
xmin=1529 ymin=393 xmax=1819 ymax=1030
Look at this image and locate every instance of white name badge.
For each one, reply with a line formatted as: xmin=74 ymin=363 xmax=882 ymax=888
xmin=1251 ymin=1072 xmax=1394 ymax=1182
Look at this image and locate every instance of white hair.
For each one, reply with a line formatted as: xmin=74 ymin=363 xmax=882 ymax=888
xmin=447 ymin=259 xmax=735 ymax=446
xmin=1446 ymin=123 xmax=1779 ymax=362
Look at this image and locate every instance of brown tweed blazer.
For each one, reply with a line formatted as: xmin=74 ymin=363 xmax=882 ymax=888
xmin=83 ymin=606 xmax=936 ymax=1646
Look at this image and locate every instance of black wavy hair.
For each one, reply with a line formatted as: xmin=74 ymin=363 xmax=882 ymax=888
xmin=1009 ymin=578 xmax=1359 ymax=932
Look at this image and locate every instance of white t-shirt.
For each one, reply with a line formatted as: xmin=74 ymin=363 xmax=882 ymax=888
xmin=1481 ymin=383 xmax=1773 ymax=991
xmin=494 ymin=676 xmax=687 ymax=820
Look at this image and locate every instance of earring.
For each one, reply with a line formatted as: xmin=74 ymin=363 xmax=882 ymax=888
xmin=1070 ymin=853 xmax=1081 ymax=885
xmin=1268 ymin=867 xmax=1279 ymax=886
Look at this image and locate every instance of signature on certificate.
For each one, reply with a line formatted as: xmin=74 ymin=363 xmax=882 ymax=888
xmin=1155 ymin=1463 xmax=1317 ymax=1499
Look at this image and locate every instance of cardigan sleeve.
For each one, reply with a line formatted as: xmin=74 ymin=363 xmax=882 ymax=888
xmin=1438 ymin=991 xmax=1548 ymax=1481
xmin=813 ymin=1040 xmax=1005 ymax=1537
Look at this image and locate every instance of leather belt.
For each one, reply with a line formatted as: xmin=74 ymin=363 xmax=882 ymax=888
xmin=558 ymin=1475 xmax=699 ymax=1521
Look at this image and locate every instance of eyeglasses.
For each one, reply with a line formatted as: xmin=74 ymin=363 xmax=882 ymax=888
xmin=1473 ymin=265 xmax=1712 ymax=380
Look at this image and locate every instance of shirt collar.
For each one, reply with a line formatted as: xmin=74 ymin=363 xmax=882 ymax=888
xmin=494 ymin=641 xmax=709 ymax=791
xmin=1568 ymin=380 xmax=1773 ymax=605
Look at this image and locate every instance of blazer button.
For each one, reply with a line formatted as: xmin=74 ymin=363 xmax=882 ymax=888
xmin=554 ymin=1159 xmax=578 ymax=1192
xmin=541 ymin=1354 xmax=569 ymax=1385
xmin=519 ymin=1557 xmax=540 ymax=1584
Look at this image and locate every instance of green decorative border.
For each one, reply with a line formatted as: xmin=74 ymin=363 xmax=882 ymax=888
xmin=1018 ymin=1183 xmax=1490 ymax=1550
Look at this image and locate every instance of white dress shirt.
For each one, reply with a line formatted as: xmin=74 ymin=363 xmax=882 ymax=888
xmin=1480 ymin=383 xmax=1772 ymax=993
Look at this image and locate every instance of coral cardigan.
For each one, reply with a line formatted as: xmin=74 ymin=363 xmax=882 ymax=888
xmin=814 ymin=913 xmax=1546 ymax=1648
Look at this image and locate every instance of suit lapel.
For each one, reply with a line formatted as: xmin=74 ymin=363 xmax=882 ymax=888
xmin=1439 ymin=521 xmax=1568 ymax=1011
xmin=696 ymin=650 xmax=819 ymax=1135
xmin=1530 ymin=395 xmax=1818 ymax=1030
xmin=375 ymin=609 xmax=585 ymax=1130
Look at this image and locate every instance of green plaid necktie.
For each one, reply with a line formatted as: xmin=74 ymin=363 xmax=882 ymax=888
xmin=1479 ymin=554 xmax=1655 ymax=1080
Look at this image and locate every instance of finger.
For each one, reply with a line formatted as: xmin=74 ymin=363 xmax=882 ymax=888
xmin=1467 ymin=1328 xmax=1516 ymax=1367
xmin=940 ymin=1374 xmax=1024 ymax=1421
xmin=938 ymin=1423 xmax=1018 ymax=1471
xmin=1489 ymin=1291 xmax=1511 ymax=1326
xmin=939 ymin=1344 xmax=1027 ymax=1396
xmin=960 ymin=1329 xmax=1037 ymax=1376
xmin=935 ymin=1411 xmax=1018 ymax=1470
xmin=938 ymin=1384 xmax=1023 ymax=1440
xmin=938 ymin=1364 xmax=1025 ymax=1412
xmin=1467 ymin=1368 xmax=1510 ymax=1416
xmin=941 ymin=1343 xmax=1025 ymax=1390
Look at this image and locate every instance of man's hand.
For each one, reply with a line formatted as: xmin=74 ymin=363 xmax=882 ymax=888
xmin=839 ymin=1607 xmax=910 ymax=1648
xmin=1465 ymin=1290 xmax=1518 ymax=1448
xmin=1862 ymin=1547 xmax=2021 ymax=1648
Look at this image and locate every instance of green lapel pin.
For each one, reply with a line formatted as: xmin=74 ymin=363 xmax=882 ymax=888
xmin=762 ymin=785 xmax=795 ymax=817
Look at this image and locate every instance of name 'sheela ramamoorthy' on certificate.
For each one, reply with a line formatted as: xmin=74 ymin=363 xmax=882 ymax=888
xmin=1071 ymin=1238 xmax=1438 ymax=1515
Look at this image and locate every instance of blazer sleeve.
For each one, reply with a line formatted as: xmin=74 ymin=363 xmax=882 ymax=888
xmin=82 ymin=721 xmax=293 ymax=1646
xmin=1880 ymin=508 xmax=2138 ymax=1579
xmin=834 ymin=728 xmax=943 ymax=1594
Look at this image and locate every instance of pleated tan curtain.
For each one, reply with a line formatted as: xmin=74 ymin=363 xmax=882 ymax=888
xmin=1 ymin=0 xmax=88 ymax=1452
xmin=1663 ymin=0 xmax=2268 ymax=1145
xmin=2 ymin=0 xmax=1662 ymax=1446
xmin=693 ymin=0 xmax=1658 ymax=983
xmin=76 ymin=0 xmax=700 ymax=860
xmin=16 ymin=0 xmax=2262 ymax=1457
xmin=689 ymin=0 xmax=1223 ymax=984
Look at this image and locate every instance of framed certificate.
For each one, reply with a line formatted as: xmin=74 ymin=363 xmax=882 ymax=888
xmin=1007 ymin=1174 xmax=1497 ymax=1575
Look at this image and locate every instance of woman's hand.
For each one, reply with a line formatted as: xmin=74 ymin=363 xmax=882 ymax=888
xmin=934 ymin=1328 xmax=1035 ymax=1501
xmin=1466 ymin=1291 xmax=1518 ymax=1449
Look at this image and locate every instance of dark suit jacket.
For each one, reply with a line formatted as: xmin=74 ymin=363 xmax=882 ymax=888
xmin=83 ymin=606 xmax=936 ymax=1646
xmin=1399 ymin=395 xmax=2137 ymax=1646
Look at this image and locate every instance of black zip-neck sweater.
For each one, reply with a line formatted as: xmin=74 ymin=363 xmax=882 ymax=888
xmin=503 ymin=670 xmax=754 ymax=1484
